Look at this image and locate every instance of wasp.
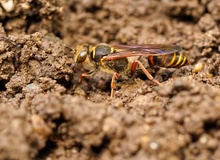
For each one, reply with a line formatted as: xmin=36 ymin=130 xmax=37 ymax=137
xmin=75 ymin=43 xmax=189 ymax=97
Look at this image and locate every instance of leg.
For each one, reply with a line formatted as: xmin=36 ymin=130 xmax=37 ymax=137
xmin=79 ymin=68 xmax=98 ymax=82
xmin=80 ymin=73 xmax=91 ymax=82
xmin=111 ymin=72 xmax=120 ymax=98
xmin=131 ymin=60 xmax=160 ymax=85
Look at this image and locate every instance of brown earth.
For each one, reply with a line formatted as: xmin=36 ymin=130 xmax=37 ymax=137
xmin=0 ymin=0 xmax=220 ymax=160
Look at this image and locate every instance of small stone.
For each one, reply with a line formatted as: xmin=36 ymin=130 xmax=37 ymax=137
xmin=0 ymin=0 xmax=14 ymax=12
xmin=149 ymin=141 xmax=159 ymax=150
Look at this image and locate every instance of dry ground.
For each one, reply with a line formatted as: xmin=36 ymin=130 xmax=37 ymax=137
xmin=0 ymin=0 xmax=220 ymax=159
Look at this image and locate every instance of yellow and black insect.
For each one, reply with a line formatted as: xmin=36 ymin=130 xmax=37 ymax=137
xmin=75 ymin=43 xmax=189 ymax=97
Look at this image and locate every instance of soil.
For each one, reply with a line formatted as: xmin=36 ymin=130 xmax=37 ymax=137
xmin=0 ymin=0 xmax=220 ymax=160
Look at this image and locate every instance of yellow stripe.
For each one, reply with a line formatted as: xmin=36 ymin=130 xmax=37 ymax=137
xmin=92 ymin=46 xmax=96 ymax=59
xmin=100 ymin=57 xmax=105 ymax=66
xmin=110 ymin=47 xmax=115 ymax=53
xmin=166 ymin=52 xmax=176 ymax=67
xmin=180 ymin=56 xmax=187 ymax=66
xmin=173 ymin=53 xmax=183 ymax=67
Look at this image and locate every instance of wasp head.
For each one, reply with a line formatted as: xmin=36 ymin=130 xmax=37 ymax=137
xmin=75 ymin=44 xmax=90 ymax=63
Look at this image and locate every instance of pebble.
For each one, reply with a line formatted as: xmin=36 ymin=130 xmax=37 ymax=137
xmin=0 ymin=0 xmax=14 ymax=12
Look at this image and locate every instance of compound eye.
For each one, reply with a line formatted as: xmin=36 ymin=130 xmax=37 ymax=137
xmin=75 ymin=44 xmax=89 ymax=63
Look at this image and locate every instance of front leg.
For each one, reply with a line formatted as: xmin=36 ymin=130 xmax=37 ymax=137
xmin=79 ymin=68 xmax=99 ymax=82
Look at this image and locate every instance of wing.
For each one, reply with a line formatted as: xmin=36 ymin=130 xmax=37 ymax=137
xmin=113 ymin=44 xmax=182 ymax=53
xmin=104 ymin=44 xmax=182 ymax=60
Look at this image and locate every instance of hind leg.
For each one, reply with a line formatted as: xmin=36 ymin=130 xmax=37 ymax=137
xmin=131 ymin=60 xmax=160 ymax=85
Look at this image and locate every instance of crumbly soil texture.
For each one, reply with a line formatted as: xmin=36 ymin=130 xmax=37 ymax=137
xmin=0 ymin=0 xmax=220 ymax=160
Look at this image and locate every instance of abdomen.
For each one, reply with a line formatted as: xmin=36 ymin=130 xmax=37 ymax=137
xmin=148 ymin=52 xmax=189 ymax=68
